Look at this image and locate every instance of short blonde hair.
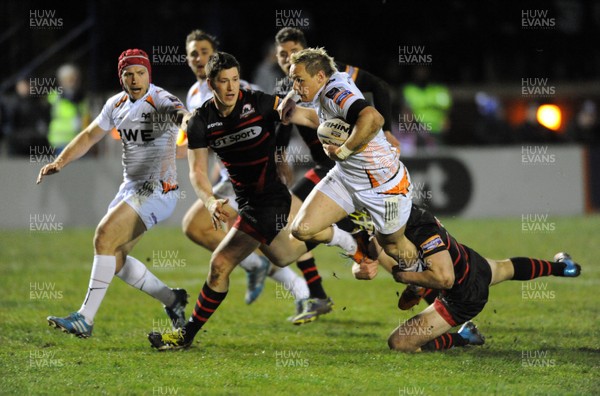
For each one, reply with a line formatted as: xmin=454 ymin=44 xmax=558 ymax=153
xmin=290 ymin=47 xmax=337 ymax=77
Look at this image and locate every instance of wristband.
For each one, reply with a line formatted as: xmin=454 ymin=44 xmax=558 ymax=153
xmin=205 ymin=196 xmax=217 ymax=210
xmin=336 ymin=145 xmax=354 ymax=160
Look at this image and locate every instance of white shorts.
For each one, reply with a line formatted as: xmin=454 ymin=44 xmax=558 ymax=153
xmin=316 ymin=166 xmax=412 ymax=235
xmin=108 ymin=180 xmax=178 ymax=230
xmin=213 ymin=177 xmax=238 ymax=212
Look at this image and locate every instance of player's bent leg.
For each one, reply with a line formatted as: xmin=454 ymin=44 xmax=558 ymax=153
xmin=260 ymin=222 xmax=310 ymax=267
xmin=209 ymin=229 xmax=262 ymax=292
xmin=114 ymin=236 xmax=189 ymax=328
xmin=375 ymin=226 xmax=420 ymax=270
xmin=291 ymin=189 xmax=348 ymax=244
xmin=388 ymin=304 xmax=452 ymax=352
xmin=488 ymin=259 xmax=514 ymax=285
xmin=94 ymin=200 xmax=147 ymax=256
xmin=48 ymin=202 xmax=147 ymax=337
xmin=488 ymin=254 xmax=581 ymax=287
xmin=182 ymin=199 xmax=236 ymax=250
xmin=149 ymin=229 xmax=261 ymax=350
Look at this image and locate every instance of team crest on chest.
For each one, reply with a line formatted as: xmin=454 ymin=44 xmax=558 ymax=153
xmin=240 ymin=103 xmax=256 ymax=118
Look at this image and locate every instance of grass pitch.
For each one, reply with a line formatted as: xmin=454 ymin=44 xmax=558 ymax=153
xmin=1 ymin=215 xmax=599 ymax=395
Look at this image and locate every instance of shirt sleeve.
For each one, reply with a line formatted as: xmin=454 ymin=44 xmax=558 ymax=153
xmin=157 ymin=91 xmax=185 ymax=114
xmin=255 ymin=90 xmax=281 ymax=121
xmin=322 ymin=84 xmax=361 ymax=120
xmin=187 ymin=110 xmax=207 ymax=149
xmin=94 ymin=97 xmax=118 ymax=131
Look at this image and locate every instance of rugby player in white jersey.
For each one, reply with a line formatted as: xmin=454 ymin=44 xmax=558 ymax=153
xmin=37 ymin=49 xmax=190 ymax=338
xmin=180 ymin=30 xmax=313 ymax=320
xmin=279 ymin=47 xmax=421 ymax=271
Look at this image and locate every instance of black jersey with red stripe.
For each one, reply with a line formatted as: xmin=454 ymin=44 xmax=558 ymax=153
xmin=404 ymin=204 xmax=475 ymax=295
xmin=187 ymin=89 xmax=282 ymax=197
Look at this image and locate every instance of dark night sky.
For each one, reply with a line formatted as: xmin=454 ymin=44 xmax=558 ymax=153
xmin=3 ymin=0 xmax=600 ymax=93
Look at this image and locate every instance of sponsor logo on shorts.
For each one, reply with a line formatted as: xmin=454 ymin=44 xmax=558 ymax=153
xmin=420 ymin=235 xmax=444 ymax=254
xmin=383 ymin=196 xmax=399 ymax=229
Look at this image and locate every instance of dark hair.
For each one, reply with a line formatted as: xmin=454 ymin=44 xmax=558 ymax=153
xmin=275 ymin=27 xmax=307 ymax=48
xmin=185 ymin=29 xmax=219 ymax=50
xmin=206 ymin=52 xmax=240 ymax=81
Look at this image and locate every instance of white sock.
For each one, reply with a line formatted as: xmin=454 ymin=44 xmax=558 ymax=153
xmin=270 ymin=266 xmax=310 ymax=300
xmin=78 ymin=255 xmax=116 ymax=324
xmin=116 ymin=256 xmax=175 ymax=307
xmin=326 ymin=224 xmax=357 ymax=254
xmin=238 ymin=252 xmax=265 ymax=272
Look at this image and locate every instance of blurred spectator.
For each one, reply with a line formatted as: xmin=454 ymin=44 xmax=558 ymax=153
xmin=401 ymin=65 xmax=452 ymax=152
xmin=566 ymin=100 xmax=600 ymax=145
xmin=1 ymin=78 xmax=49 ymax=156
xmin=47 ymin=64 xmax=90 ymax=154
xmin=252 ymin=42 xmax=284 ymax=93
xmin=472 ymin=92 xmax=514 ymax=145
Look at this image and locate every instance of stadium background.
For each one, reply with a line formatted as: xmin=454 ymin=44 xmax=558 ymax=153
xmin=1 ymin=0 xmax=599 ymax=227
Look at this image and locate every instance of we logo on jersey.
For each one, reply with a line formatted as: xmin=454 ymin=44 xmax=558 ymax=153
xmin=118 ymin=128 xmax=155 ymax=142
xmin=212 ymin=127 xmax=262 ymax=148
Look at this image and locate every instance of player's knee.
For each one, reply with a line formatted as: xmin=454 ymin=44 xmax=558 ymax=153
xmin=93 ymin=226 xmax=115 ymax=254
xmin=182 ymin=216 xmax=210 ymax=246
xmin=209 ymin=253 xmax=235 ymax=280
xmin=387 ymin=334 xmax=419 ymax=353
xmin=291 ymin=223 xmax=313 ymax=242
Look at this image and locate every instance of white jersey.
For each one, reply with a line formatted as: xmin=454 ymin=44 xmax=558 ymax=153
xmin=95 ymin=84 xmax=184 ymax=185
xmin=314 ymin=72 xmax=402 ymax=191
xmin=186 ymin=80 xmax=213 ymax=112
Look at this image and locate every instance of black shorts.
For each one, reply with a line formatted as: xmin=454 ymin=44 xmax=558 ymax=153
xmin=233 ymin=184 xmax=291 ymax=246
xmin=291 ymin=165 xmax=331 ymax=201
xmin=433 ymin=246 xmax=492 ymax=326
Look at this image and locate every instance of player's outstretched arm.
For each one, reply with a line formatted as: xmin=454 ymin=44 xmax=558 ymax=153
xmin=36 ymin=121 xmax=108 ymax=184
xmin=392 ymin=250 xmax=455 ymax=290
xmin=188 ymin=147 xmax=229 ymax=230
xmin=277 ymin=91 xmax=319 ymax=128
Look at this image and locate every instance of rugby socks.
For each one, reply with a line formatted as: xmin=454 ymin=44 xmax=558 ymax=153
xmin=421 ymin=333 xmax=469 ymax=351
xmin=423 ymin=288 xmax=439 ymax=305
xmin=183 ymin=282 xmax=227 ymax=342
xmin=510 ymin=257 xmax=566 ymax=280
xmin=296 ymin=257 xmax=327 ymax=299
xmin=116 ymin=256 xmax=175 ymax=307
xmin=335 ymin=217 xmax=356 ymax=233
xmin=78 ymin=255 xmax=116 ymax=325
xmin=326 ymin=224 xmax=357 ymax=254
xmin=270 ymin=266 xmax=310 ymax=300
xmin=238 ymin=252 xmax=266 ymax=272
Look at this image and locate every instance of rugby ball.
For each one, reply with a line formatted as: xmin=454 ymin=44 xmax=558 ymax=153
xmin=317 ymin=118 xmax=352 ymax=146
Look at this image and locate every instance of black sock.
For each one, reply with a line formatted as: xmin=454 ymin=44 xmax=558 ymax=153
xmin=421 ymin=333 xmax=469 ymax=351
xmin=304 ymin=241 xmax=319 ymax=252
xmin=183 ymin=282 xmax=227 ymax=342
xmin=336 ymin=217 xmax=355 ymax=233
xmin=510 ymin=257 xmax=566 ymax=280
xmin=296 ymin=257 xmax=327 ymax=299
xmin=423 ymin=288 xmax=438 ymax=305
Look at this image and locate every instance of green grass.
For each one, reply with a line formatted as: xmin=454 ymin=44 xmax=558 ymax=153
xmin=1 ymin=215 xmax=599 ymax=395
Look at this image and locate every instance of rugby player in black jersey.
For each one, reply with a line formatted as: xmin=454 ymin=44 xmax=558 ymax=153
xmin=148 ymin=52 xmax=368 ymax=350
xmin=352 ymin=204 xmax=582 ymax=352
